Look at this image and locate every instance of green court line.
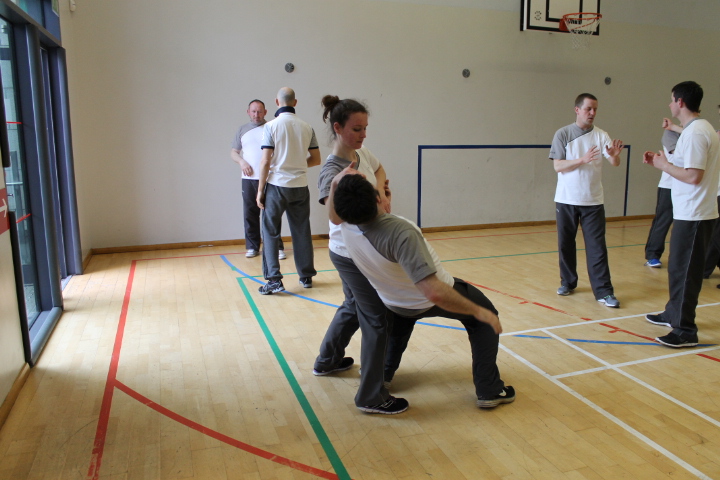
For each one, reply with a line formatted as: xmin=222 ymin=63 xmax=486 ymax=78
xmin=441 ymin=242 xmax=647 ymax=263
xmin=235 ymin=277 xmax=351 ymax=480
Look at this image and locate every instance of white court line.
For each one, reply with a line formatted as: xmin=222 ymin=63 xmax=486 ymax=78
xmin=502 ymin=301 xmax=720 ymax=337
xmin=500 ymin=344 xmax=713 ymax=480
xmin=542 ymin=329 xmax=720 ymax=429
xmin=556 ymin=346 xmax=720 ymax=379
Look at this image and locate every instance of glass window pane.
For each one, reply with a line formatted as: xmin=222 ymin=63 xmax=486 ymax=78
xmin=1 ymin=18 xmax=40 ymax=324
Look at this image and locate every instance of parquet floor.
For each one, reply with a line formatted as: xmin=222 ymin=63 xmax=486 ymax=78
xmin=1 ymin=219 xmax=719 ymax=479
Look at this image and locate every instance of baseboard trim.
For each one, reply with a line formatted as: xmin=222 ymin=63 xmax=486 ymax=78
xmin=88 ymin=235 xmax=331 ymax=256
xmin=82 ymin=250 xmax=93 ymax=271
xmin=84 ymin=217 xmax=651 ymax=256
xmin=420 ymin=215 xmax=652 ymax=234
xmin=0 ymin=363 xmax=30 ymax=431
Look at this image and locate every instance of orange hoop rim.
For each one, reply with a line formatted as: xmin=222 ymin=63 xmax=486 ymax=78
xmin=559 ymin=12 xmax=602 ymax=32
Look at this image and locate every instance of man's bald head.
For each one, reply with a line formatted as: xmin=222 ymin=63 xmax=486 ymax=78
xmin=277 ymin=87 xmax=297 ymax=107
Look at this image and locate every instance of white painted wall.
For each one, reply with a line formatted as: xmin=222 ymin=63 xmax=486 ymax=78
xmin=55 ymin=0 xmax=720 ymax=256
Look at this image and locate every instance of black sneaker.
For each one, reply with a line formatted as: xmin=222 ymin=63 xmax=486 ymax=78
xmin=312 ymin=357 xmax=354 ymax=376
xmin=476 ymin=386 xmax=516 ymax=408
xmin=358 ymin=396 xmax=409 ymax=415
xmin=258 ymin=280 xmax=285 ymax=295
xmin=299 ymin=277 xmax=313 ymax=288
xmin=645 ymin=314 xmax=671 ymax=327
xmin=655 ymin=333 xmax=698 ymax=348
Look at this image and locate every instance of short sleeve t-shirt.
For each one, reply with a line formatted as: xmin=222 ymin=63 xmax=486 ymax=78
xmin=670 ymin=118 xmax=720 ymax=221
xmin=261 ymin=112 xmax=319 ymax=188
xmin=341 ymin=214 xmax=455 ymax=315
xmin=317 ymin=147 xmax=381 ymax=257
xmin=550 ymin=124 xmax=613 ymax=206
xmin=231 ymin=121 xmax=266 ymax=180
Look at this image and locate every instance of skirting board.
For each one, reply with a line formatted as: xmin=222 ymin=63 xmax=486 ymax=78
xmin=420 ymin=214 xmax=653 ymax=234
xmin=81 ymin=216 xmax=653 ymax=259
xmin=0 ymin=363 xmax=30 ymax=431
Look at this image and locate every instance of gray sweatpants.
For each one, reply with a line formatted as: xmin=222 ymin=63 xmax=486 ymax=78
xmin=314 ymin=251 xmax=390 ymax=407
xmin=261 ymin=183 xmax=316 ymax=281
xmin=556 ymin=202 xmax=614 ymax=300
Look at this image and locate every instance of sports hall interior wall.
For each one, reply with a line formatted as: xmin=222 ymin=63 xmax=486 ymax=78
xmin=56 ymin=0 xmax=720 ymax=258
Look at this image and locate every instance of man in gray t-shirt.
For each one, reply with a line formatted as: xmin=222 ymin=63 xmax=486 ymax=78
xmin=331 ymin=171 xmax=515 ymax=409
xmin=230 ymin=99 xmax=284 ymax=259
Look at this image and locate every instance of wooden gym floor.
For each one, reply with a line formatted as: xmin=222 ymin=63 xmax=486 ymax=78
xmin=1 ymin=219 xmax=719 ymax=480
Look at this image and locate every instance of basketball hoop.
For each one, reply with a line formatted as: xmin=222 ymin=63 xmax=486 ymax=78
xmin=559 ymin=13 xmax=602 ymax=49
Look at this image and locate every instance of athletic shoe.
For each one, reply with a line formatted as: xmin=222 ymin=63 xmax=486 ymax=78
xmin=245 ymin=249 xmax=259 ymax=258
xmin=476 ymin=386 xmax=516 ymax=409
xmin=278 ymin=250 xmax=287 ymax=260
xmin=358 ymin=396 xmax=409 ymax=415
xmin=299 ymin=277 xmax=313 ymax=288
xmin=644 ymin=259 xmax=662 ymax=268
xmin=258 ymin=280 xmax=285 ymax=295
xmin=598 ymin=294 xmax=620 ymax=308
xmin=645 ymin=314 xmax=671 ymax=327
xmin=312 ymin=357 xmax=354 ymax=376
xmin=557 ymin=285 xmax=574 ymax=296
xmin=655 ymin=333 xmax=698 ymax=348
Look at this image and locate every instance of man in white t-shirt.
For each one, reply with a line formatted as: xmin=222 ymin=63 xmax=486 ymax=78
xmin=230 ymin=99 xmax=285 ymax=260
xmin=550 ymin=93 xmax=624 ymax=307
xmin=643 ymin=81 xmax=720 ymax=348
xmin=332 ymin=172 xmax=515 ymax=410
xmin=256 ymin=87 xmax=321 ymax=295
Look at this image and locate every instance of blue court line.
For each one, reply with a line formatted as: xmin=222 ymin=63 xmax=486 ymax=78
xmin=221 ymin=256 xmax=679 ymax=347
xmin=220 ymin=256 xmax=339 ymax=308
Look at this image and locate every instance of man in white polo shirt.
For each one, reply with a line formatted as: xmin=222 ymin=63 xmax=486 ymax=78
xmin=230 ymin=99 xmax=285 ymax=260
xmin=550 ymin=93 xmax=624 ymax=308
xmin=256 ymin=87 xmax=321 ymax=295
xmin=643 ymin=81 xmax=720 ymax=348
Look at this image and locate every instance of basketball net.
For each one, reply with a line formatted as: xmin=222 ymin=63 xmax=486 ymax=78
xmin=559 ymin=13 xmax=602 ymax=49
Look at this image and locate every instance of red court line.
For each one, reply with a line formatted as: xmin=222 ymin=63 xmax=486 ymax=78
xmin=114 ymin=380 xmax=340 ymax=479
xmin=599 ymin=323 xmax=656 ymax=342
xmin=86 ymin=260 xmax=136 ymax=480
xmin=698 ymin=354 xmax=720 ymax=363
xmin=468 ymin=280 xmax=592 ymax=322
xmin=85 ymin=258 xmax=339 ymax=479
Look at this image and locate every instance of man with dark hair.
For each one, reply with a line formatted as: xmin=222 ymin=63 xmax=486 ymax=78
xmin=643 ymin=81 xmax=720 ymax=347
xmin=331 ymin=171 xmax=515 ymax=409
xmin=550 ymin=93 xmax=624 ymax=307
xmin=256 ymin=87 xmax=321 ymax=295
xmin=230 ymin=99 xmax=285 ymax=260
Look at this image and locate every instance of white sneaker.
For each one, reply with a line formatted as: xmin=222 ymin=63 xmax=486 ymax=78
xmin=245 ymin=249 xmax=259 ymax=258
xmin=278 ymin=250 xmax=287 ymax=260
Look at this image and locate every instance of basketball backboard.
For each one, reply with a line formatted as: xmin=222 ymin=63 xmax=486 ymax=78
xmin=521 ymin=0 xmax=601 ymax=33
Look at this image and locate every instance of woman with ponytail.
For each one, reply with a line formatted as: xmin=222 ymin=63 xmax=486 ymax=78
xmin=312 ymin=95 xmax=408 ymax=414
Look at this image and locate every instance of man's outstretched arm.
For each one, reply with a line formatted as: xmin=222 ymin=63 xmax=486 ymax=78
xmin=415 ymin=274 xmax=502 ymax=334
